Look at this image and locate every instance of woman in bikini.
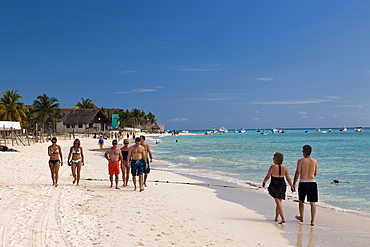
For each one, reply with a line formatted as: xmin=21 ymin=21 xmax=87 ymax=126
xmin=67 ymin=139 xmax=84 ymax=185
xmin=120 ymin=139 xmax=130 ymax=187
xmin=262 ymin=152 xmax=294 ymax=224
xmin=48 ymin=137 xmax=63 ymax=187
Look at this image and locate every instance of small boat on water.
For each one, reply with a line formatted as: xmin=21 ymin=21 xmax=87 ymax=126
xmin=340 ymin=127 xmax=347 ymax=131
xmin=219 ymin=127 xmax=228 ymax=133
xmin=238 ymin=128 xmax=246 ymax=133
xmin=205 ymin=127 xmax=222 ymax=135
xmin=354 ymin=127 xmax=364 ymax=132
xmin=182 ymin=130 xmax=189 ymax=133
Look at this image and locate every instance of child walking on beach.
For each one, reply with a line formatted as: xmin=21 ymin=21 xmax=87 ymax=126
xmin=262 ymin=152 xmax=294 ymax=224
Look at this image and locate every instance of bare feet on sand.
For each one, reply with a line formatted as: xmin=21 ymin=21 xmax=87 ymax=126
xmin=295 ymin=215 xmax=303 ymax=222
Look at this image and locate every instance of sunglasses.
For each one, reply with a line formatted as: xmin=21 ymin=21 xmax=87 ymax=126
xmin=124 ymin=143 xmax=129 ymax=144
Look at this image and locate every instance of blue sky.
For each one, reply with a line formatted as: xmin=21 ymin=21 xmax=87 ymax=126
xmin=1 ymin=1 xmax=370 ymax=130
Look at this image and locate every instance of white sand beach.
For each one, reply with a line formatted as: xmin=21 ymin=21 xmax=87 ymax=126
xmin=1 ymin=137 xmax=370 ymax=246
xmin=0 ymin=137 xmax=292 ymax=247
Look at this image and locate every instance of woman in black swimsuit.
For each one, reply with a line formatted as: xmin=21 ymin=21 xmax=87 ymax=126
xmin=120 ymin=139 xmax=130 ymax=187
xmin=48 ymin=137 xmax=63 ymax=187
xmin=262 ymin=152 xmax=294 ymax=224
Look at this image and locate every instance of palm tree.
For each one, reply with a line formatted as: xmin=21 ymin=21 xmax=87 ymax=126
xmin=32 ymin=93 xmax=60 ymax=134
xmin=0 ymin=89 xmax=28 ymax=123
xmin=146 ymin=112 xmax=157 ymax=124
xmin=131 ymin=108 xmax=146 ymax=129
xmin=75 ymin=98 xmax=97 ymax=109
xmin=118 ymin=109 xmax=133 ymax=128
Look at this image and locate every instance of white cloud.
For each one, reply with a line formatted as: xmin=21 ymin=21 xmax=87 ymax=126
xmin=169 ymin=118 xmax=189 ymax=122
xmin=123 ymin=70 xmax=137 ymax=73
xmin=168 ymin=63 xmax=221 ymax=72
xmin=256 ymin=78 xmax=273 ymax=81
xmin=180 ymin=68 xmax=209 ymax=72
xmin=115 ymin=87 xmax=160 ymax=94
xmin=299 ymin=111 xmax=307 ymax=115
xmin=250 ymin=99 xmax=329 ymax=105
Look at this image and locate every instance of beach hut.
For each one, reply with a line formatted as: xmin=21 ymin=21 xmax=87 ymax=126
xmin=0 ymin=121 xmax=23 ymax=145
xmin=151 ymin=123 xmax=162 ymax=133
xmin=56 ymin=109 xmax=111 ymax=134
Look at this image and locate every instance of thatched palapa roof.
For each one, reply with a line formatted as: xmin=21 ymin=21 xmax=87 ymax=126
xmin=60 ymin=109 xmax=111 ymax=125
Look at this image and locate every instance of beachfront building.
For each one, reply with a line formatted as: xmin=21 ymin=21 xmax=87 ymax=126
xmin=0 ymin=121 xmax=22 ymax=143
xmin=56 ymin=109 xmax=111 ymax=134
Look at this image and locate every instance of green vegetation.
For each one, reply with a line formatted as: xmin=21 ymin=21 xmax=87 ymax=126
xmin=0 ymin=89 xmax=158 ymax=132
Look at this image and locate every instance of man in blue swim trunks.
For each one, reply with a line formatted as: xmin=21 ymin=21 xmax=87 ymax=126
xmin=140 ymin=135 xmax=152 ymax=187
xmin=127 ymin=137 xmax=147 ymax=192
xmin=293 ymin=145 xmax=318 ymax=226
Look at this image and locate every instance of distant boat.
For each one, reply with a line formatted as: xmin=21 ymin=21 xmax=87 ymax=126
xmin=354 ymin=127 xmax=364 ymax=132
xmin=340 ymin=127 xmax=347 ymax=131
xmin=315 ymin=128 xmax=320 ymax=132
xmin=182 ymin=130 xmax=189 ymax=133
xmin=238 ymin=128 xmax=246 ymax=133
xmin=271 ymin=127 xmax=278 ymax=134
xmin=219 ymin=127 xmax=228 ymax=133
xmin=205 ymin=127 xmax=222 ymax=135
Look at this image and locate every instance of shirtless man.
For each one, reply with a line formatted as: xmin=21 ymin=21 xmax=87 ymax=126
xmin=128 ymin=137 xmax=147 ymax=192
xmin=293 ymin=145 xmax=318 ymax=226
xmin=104 ymin=140 xmax=122 ymax=189
xmin=140 ymin=135 xmax=152 ymax=187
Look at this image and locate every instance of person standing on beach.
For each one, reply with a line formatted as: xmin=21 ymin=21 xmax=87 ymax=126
xmin=48 ymin=137 xmax=63 ymax=187
xmin=120 ymin=139 xmax=131 ymax=187
xmin=98 ymin=136 xmax=104 ymax=151
xmin=140 ymin=135 xmax=152 ymax=187
xmin=293 ymin=145 xmax=318 ymax=226
xmin=127 ymin=137 xmax=147 ymax=192
xmin=262 ymin=152 xmax=294 ymax=224
xmin=67 ymin=139 xmax=84 ymax=186
xmin=104 ymin=140 xmax=122 ymax=189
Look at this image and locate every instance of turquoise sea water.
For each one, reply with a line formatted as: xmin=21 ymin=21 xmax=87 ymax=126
xmin=150 ymin=129 xmax=370 ymax=215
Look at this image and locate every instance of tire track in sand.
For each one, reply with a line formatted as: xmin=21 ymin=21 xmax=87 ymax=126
xmin=0 ymin=174 xmax=44 ymax=247
xmin=29 ymin=169 xmax=71 ymax=247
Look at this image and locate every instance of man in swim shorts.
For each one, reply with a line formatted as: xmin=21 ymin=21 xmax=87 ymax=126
xmin=293 ymin=145 xmax=318 ymax=226
xmin=128 ymin=137 xmax=147 ymax=192
xmin=140 ymin=135 xmax=152 ymax=187
xmin=104 ymin=140 xmax=122 ymax=189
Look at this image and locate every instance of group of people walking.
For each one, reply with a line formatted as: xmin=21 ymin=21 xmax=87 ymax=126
xmin=47 ymin=135 xmax=152 ymax=193
xmin=103 ymin=135 xmax=152 ymax=192
xmin=262 ymin=145 xmax=318 ymax=226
